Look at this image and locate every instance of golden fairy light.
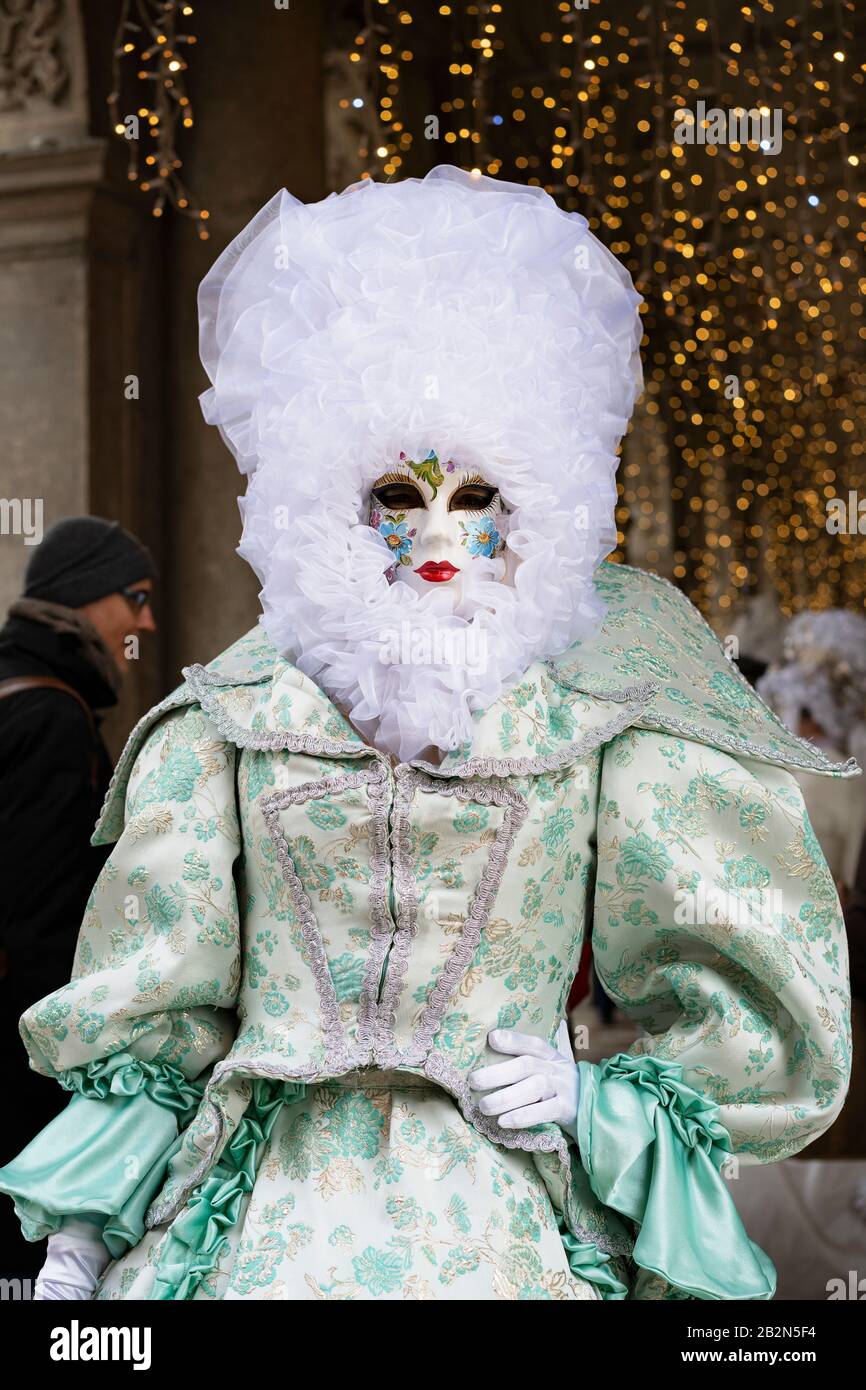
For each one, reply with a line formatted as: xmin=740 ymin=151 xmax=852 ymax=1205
xmin=344 ymin=0 xmax=419 ymax=179
xmin=108 ymin=0 xmax=210 ymax=237
xmin=345 ymin=0 xmax=866 ymax=623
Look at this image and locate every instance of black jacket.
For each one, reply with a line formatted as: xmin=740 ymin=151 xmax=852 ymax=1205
xmin=0 ymin=614 xmax=115 ymax=1001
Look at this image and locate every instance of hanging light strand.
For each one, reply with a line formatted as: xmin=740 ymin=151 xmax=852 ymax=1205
xmin=108 ymin=0 xmax=209 ymax=237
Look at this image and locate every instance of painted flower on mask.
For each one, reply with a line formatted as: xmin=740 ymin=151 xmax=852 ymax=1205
xmin=459 ymin=517 xmax=503 ymax=558
xmin=377 ymin=516 xmax=415 ymax=565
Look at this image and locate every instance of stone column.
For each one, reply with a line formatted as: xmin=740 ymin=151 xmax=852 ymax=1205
xmin=0 ymin=0 xmax=95 ymax=591
xmin=0 ymin=0 xmax=167 ymax=751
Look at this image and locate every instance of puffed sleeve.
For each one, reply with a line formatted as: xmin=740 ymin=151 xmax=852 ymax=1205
xmin=578 ymin=728 xmax=852 ymax=1300
xmin=0 ymin=704 xmax=241 ymax=1256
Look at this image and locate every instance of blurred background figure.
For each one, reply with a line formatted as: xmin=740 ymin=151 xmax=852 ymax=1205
xmin=758 ymin=609 xmax=866 ymax=902
xmin=727 ymin=590 xmax=786 ymax=690
xmin=0 ymin=516 xmax=157 ymax=1280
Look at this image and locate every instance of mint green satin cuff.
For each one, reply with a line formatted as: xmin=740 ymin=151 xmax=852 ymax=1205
xmin=59 ymin=1051 xmax=204 ymax=1113
xmin=0 ymin=1052 xmax=204 ymax=1258
xmin=576 ymin=1051 xmax=776 ymax=1301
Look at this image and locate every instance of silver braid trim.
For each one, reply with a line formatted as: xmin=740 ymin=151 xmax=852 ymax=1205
xmin=260 ymin=767 xmax=391 ymax=1074
xmin=373 ymin=773 xmax=529 ymax=1068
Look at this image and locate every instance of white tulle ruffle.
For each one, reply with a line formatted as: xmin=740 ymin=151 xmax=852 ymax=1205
xmin=198 ymin=166 xmax=644 ymax=761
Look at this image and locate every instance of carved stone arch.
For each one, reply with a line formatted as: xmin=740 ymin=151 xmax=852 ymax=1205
xmin=0 ymin=0 xmax=88 ymax=150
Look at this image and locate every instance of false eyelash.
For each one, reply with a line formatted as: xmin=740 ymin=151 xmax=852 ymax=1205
xmin=373 ymin=469 xmax=416 ymax=488
xmin=454 ymin=494 xmax=500 ymax=516
xmin=456 ymin=469 xmax=487 ymax=487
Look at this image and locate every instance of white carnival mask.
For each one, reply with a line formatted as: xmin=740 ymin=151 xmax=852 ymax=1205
xmin=368 ymin=451 xmax=508 ymax=605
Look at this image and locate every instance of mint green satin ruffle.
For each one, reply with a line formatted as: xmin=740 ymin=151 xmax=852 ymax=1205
xmin=149 ymin=1079 xmax=305 ymax=1301
xmin=556 ymin=1216 xmax=629 ymax=1300
xmin=59 ymin=1050 xmax=204 ymax=1113
xmin=0 ymin=1052 xmax=203 ymax=1258
xmin=576 ymin=1051 xmax=776 ymax=1300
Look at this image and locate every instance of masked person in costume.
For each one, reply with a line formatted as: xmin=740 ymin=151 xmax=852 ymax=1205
xmin=0 ymin=168 xmax=854 ymax=1302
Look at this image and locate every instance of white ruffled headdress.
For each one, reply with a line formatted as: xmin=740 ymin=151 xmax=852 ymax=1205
xmin=198 ymin=166 xmax=644 ymax=761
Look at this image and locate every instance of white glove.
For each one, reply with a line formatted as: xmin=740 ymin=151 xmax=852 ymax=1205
xmin=34 ymin=1217 xmax=111 ymax=1301
xmin=468 ymin=1021 xmax=581 ymax=1144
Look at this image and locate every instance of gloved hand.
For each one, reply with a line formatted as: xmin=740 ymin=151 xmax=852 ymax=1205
xmin=34 ymin=1217 xmax=111 ymax=1301
xmin=468 ymin=1020 xmax=581 ymax=1144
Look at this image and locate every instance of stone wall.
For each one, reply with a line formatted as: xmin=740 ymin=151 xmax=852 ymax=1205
xmin=0 ymin=0 xmax=326 ymax=754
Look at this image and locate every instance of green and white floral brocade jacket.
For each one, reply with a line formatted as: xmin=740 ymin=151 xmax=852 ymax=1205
xmin=0 ymin=563 xmax=855 ymax=1301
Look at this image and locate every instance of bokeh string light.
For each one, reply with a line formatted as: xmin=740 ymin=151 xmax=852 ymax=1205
xmin=345 ymin=0 xmax=865 ymax=624
xmin=343 ymin=0 xmax=417 ymax=179
xmin=108 ymin=0 xmax=210 ymax=238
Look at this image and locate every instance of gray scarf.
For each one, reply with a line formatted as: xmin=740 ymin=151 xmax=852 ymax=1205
xmin=8 ymin=597 xmax=123 ymax=699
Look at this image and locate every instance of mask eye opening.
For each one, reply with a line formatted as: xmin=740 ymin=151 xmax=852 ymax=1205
xmin=371 ymin=480 xmax=426 ymax=511
xmin=447 ymin=484 xmax=500 ymax=514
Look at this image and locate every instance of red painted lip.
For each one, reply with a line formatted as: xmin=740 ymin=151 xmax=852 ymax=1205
xmin=415 ymin=560 xmax=460 ymax=582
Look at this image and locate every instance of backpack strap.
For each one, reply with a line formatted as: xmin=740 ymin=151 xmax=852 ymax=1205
xmin=0 ymin=676 xmax=99 ymax=787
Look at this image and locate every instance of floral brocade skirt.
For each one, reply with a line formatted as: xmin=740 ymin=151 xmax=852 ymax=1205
xmin=94 ymin=1070 xmax=605 ymax=1302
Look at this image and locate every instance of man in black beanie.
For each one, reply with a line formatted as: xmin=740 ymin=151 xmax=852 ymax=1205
xmin=0 ymin=516 xmax=157 ymax=1282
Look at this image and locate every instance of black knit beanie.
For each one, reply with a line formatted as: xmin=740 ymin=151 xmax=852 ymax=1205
xmin=23 ymin=516 xmax=157 ymax=607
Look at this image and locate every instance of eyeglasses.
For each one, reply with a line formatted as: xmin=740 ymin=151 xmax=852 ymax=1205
xmin=120 ymin=586 xmax=152 ymax=610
